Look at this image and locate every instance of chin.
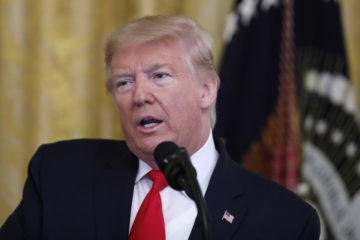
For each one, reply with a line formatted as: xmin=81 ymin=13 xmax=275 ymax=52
xmin=130 ymin=141 xmax=160 ymax=159
xmin=127 ymin=134 xmax=175 ymax=158
xmin=141 ymin=138 xmax=171 ymax=154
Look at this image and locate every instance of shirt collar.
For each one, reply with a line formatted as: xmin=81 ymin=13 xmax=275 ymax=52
xmin=135 ymin=159 xmax=153 ymax=184
xmin=135 ymin=131 xmax=218 ymax=195
xmin=190 ymin=131 xmax=218 ymax=195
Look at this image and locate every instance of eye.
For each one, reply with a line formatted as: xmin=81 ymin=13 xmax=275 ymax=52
xmin=117 ymin=81 xmax=128 ymax=86
xmin=151 ymin=72 xmax=173 ymax=87
xmin=114 ymin=79 xmax=134 ymax=93
xmin=152 ymin=73 xmax=168 ymax=79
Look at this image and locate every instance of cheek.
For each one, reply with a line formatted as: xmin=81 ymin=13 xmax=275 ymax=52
xmin=114 ymin=97 xmax=133 ymax=125
xmin=115 ymin=94 xmax=130 ymax=111
xmin=168 ymin=91 xmax=201 ymax=122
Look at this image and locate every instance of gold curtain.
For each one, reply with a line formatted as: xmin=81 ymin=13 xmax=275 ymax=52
xmin=341 ymin=0 xmax=360 ymax=120
xmin=0 ymin=0 xmax=233 ymax=224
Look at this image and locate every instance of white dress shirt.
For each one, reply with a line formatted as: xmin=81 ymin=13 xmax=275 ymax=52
xmin=129 ymin=131 xmax=218 ymax=240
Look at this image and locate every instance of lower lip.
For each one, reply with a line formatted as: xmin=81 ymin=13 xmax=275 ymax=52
xmin=138 ymin=122 xmax=162 ymax=132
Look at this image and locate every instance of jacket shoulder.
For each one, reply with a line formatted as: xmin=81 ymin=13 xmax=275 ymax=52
xmin=40 ymin=138 xmax=127 ymax=151
xmin=36 ymin=138 xmax=127 ymax=159
xmin=237 ymin=165 xmax=320 ymax=237
xmin=29 ymin=138 xmax=131 ymax=175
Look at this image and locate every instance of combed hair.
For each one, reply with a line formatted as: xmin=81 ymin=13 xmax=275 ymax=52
xmin=105 ymin=15 xmax=219 ymax=127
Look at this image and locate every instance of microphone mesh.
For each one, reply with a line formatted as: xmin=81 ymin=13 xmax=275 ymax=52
xmin=154 ymin=141 xmax=178 ymax=170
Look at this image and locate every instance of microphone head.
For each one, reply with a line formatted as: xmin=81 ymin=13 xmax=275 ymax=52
xmin=154 ymin=141 xmax=178 ymax=171
xmin=154 ymin=141 xmax=186 ymax=191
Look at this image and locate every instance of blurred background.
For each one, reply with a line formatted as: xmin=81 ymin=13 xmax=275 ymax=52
xmin=0 ymin=0 xmax=359 ymax=239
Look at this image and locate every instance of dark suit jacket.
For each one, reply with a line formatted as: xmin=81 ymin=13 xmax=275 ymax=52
xmin=0 ymin=139 xmax=320 ymax=240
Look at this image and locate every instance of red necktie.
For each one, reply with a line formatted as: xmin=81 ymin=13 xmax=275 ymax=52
xmin=129 ymin=170 xmax=168 ymax=240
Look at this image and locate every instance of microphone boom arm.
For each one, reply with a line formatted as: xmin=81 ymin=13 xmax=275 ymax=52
xmin=165 ymin=148 xmax=212 ymax=240
xmin=154 ymin=141 xmax=212 ymax=240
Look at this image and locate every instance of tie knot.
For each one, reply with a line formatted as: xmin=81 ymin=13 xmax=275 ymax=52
xmin=147 ymin=170 xmax=168 ymax=191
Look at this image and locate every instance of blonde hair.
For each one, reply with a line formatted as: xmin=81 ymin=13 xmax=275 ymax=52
xmin=105 ymin=15 xmax=219 ymax=127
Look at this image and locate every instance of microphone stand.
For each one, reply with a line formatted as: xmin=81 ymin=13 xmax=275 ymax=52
xmin=174 ymin=148 xmax=212 ymax=240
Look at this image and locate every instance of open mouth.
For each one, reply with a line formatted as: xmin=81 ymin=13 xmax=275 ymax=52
xmin=139 ymin=117 xmax=163 ymax=128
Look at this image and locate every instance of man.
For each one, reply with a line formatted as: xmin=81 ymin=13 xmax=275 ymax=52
xmin=0 ymin=15 xmax=320 ymax=239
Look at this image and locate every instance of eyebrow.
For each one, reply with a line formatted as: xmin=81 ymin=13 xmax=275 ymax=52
xmin=111 ymin=63 xmax=174 ymax=80
xmin=144 ymin=63 xmax=173 ymax=74
xmin=111 ymin=73 xmax=133 ymax=81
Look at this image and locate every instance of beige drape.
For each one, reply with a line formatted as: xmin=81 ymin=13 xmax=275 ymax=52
xmin=341 ymin=0 xmax=360 ymax=121
xmin=0 ymin=0 xmax=233 ymax=224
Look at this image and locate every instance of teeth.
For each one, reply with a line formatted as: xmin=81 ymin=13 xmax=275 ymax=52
xmin=144 ymin=122 xmax=158 ymax=128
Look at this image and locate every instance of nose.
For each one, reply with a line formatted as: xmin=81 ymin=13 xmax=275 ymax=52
xmin=133 ymin=75 xmax=154 ymax=106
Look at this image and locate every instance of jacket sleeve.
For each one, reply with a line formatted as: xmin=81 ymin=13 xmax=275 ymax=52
xmin=0 ymin=146 xmax=45 ymax=240
xmin=298 ymin=207 xmax=321 ymax=240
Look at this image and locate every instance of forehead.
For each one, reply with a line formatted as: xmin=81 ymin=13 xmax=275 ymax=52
xmin=110 ymin=39 xmax=188 ymax=70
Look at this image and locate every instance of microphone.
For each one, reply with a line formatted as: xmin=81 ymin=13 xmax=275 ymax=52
xmin=154 ymin=141 xmax=197 ymax=198
xmin=154 ymin=141 xmax=212 ymax=240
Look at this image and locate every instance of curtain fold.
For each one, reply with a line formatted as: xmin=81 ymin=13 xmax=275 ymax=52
xmin=0 ymin=0 xmax=233 ymax=224
xmin=341 ymin=0 xmax=360 ymax=121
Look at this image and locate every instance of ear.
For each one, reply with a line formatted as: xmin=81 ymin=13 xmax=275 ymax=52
xmin=199 ymin=74 xmax=218 ymax=110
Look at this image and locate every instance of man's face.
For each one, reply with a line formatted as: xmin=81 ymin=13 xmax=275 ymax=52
xmin=109 ymin=40 xmax=216 ymax=168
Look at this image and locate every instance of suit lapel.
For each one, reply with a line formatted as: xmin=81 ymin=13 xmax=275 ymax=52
xmin=189 ymin=141 xmax=247 ymax=240
xmin=93 ymin=144 xmax=138 ymax=240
